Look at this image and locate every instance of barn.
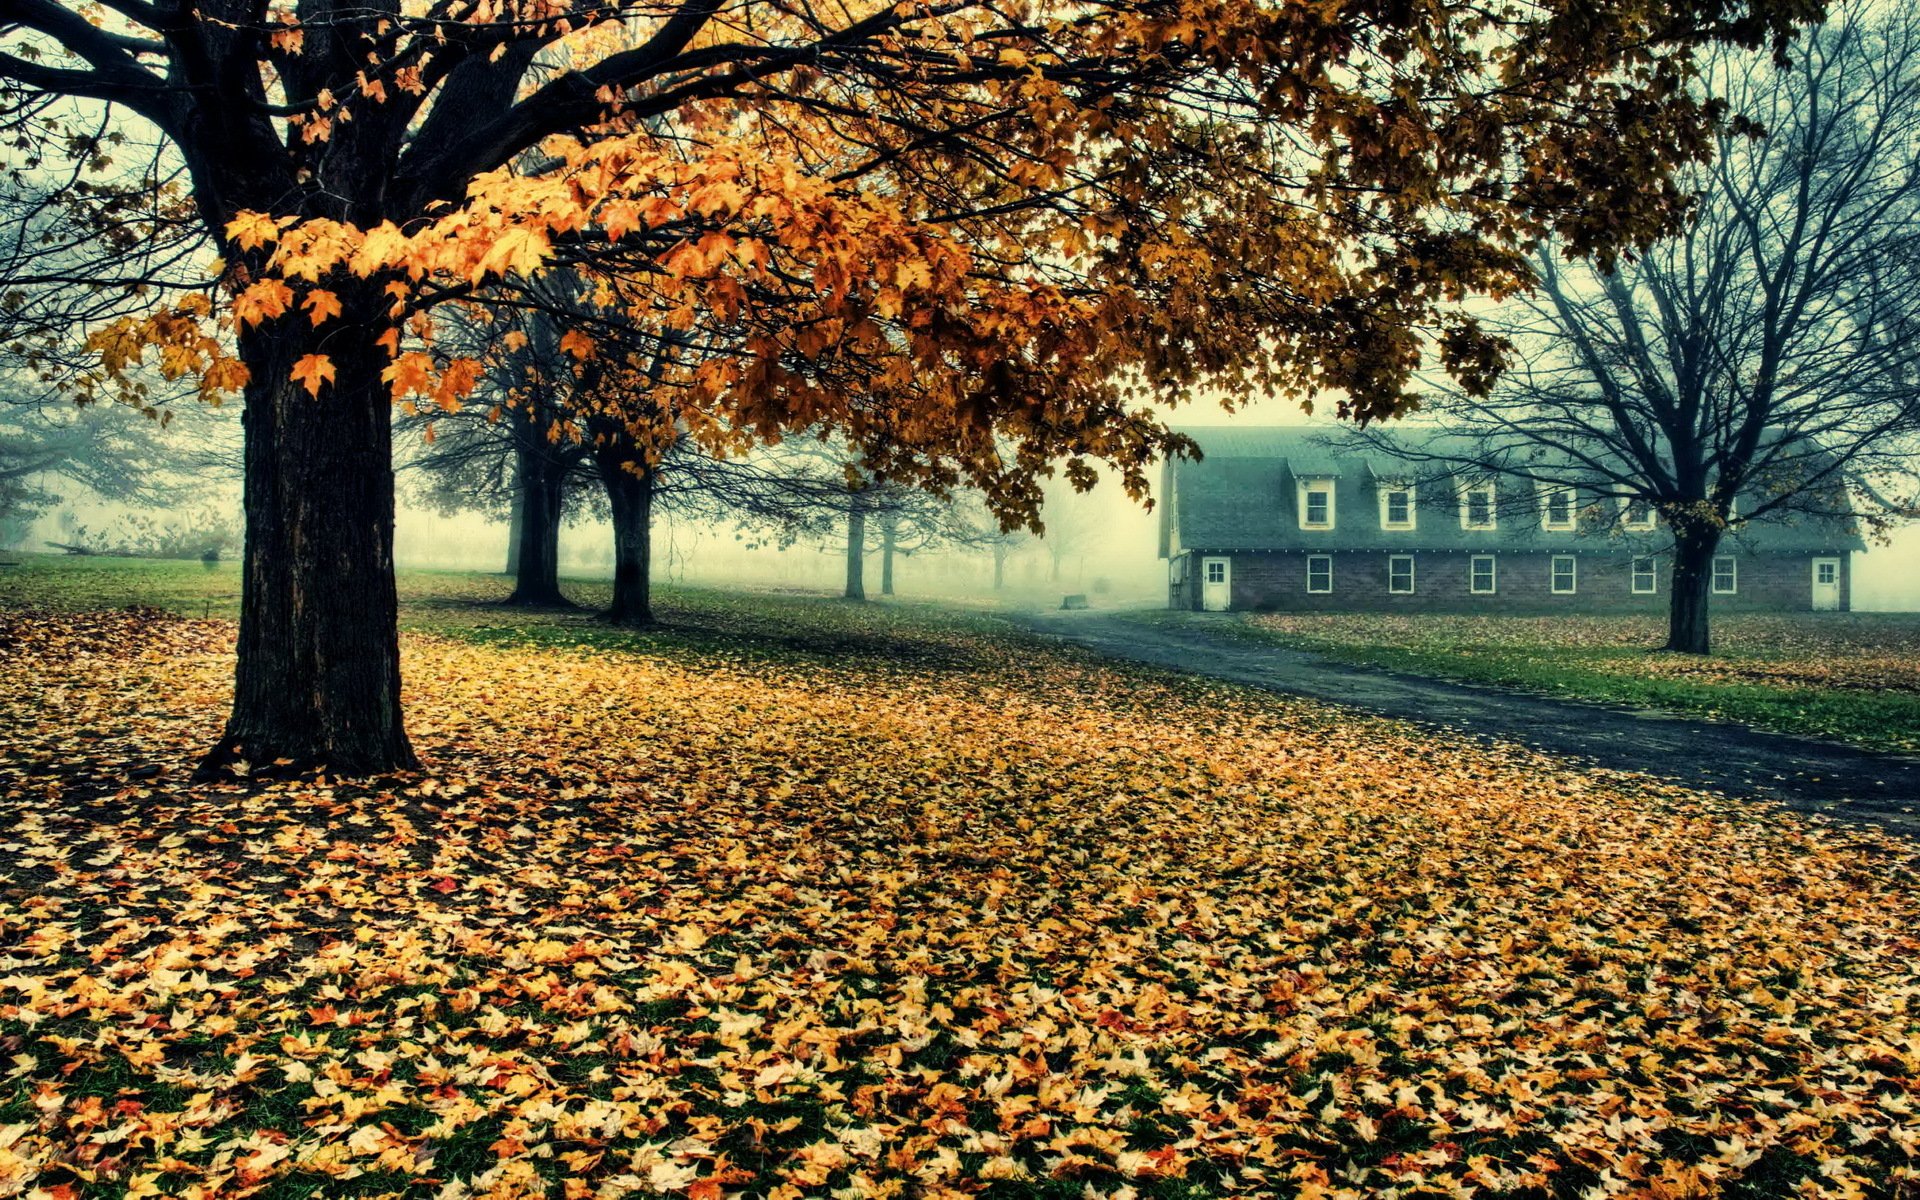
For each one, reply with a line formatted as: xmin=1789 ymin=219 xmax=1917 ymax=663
xmin=1159 ymin=428 xmax=1863 ymax=613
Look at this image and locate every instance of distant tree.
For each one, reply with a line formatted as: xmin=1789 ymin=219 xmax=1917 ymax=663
xmin=1352 ymin=5 xmax=1920 ymax=653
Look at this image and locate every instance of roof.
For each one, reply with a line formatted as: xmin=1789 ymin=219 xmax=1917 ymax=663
xmin=1160 ymin=425 xmax=1866 ymax=556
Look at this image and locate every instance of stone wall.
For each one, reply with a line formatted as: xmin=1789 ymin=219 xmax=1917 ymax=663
xmin=1168 ymin=549 xmax=1849 ymax=613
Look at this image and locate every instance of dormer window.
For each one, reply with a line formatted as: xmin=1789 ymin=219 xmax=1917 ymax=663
xmin=1539 ymin=485 xmax=1576 ymax=531
xmin=1620 ymin=498 xmax=1657 ymax=531
xmin=1298 ymin=478 xmax=1335 ymax=530
xmin=1378 ymin=482 xmax=1416 ymax=531
xmin=1460 ymin=482 xmax=1497 ymax=531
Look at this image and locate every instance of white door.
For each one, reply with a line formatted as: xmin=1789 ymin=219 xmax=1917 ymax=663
xmin=1811 ymin=557 xmax=1841 ymax=611
xmin=1201 ymin=557 xmax=1232 ymax=611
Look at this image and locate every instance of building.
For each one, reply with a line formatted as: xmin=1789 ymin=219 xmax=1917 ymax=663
xmin=1159 ymin=427 xmax=1862 ymax=613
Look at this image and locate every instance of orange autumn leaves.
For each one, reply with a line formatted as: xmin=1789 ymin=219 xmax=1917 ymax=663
xmin=3 ymin=594 xmax=1920 ymax=1198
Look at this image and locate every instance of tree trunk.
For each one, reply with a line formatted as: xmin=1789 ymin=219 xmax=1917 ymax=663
xmin=503 ymin=483 xmax=524 ymax=575
xmin=880 ymin=514 xmax=897 ymax=597
xmin=1666 ymin=526 xmax=1721 ymax=655
xmin=1049 ymin=550 xmax=1062 ymax=582
xmin=845 ymin=502 xmax=867 ymax=600
xmin=993 ymin=543 xmax=1008 ymax=591
xmin=506 ymin=441 xmax=569 ymax=606
xmin=602 ymin=458 xmax=656 ymax=626
xmin=196 ymin=303 xmax=417 ymax=778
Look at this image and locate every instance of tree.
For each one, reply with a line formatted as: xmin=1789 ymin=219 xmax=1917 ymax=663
xmin=1352 ymin=2 xmax=1920 ymax=654
xmin=3 ymin=0 xmax=1821 ymax=773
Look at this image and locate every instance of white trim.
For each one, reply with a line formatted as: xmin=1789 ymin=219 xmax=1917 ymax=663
xmin=1306 ymin=554 xmax=1334 ymax=594
xmin=1469 ymin=554 xmax=1497 ymax=595
xmin=1619 ymin=497 xmax=1657 ymax=531
xmin=1388 ymin=554 xmax=1415 ymax=594
xmin=1297 ymin=478 xmax=1335 ymax=530
xmin=1459 ymin=481 xmax=1497 ymax=531
xmin=1539 ymin=484 xmax=1577 ymax=531
xmin=1551 ymin=554 xmax=1577 ymax=594
xmin=1631 ymin=556 xmax=1657 ymax=595
xmin=1378 ymin=482 xmax=1416 ymax=531
xmin=1711 ymin=555 xmax=1737 ymax=595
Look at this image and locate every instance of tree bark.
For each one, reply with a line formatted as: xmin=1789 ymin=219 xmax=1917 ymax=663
xmin=880 ymin=514 xmax=897 ymax=597
xmin=993 ymin=542 xmax=1008 ymax=591
xmin=1666 ymin=525 xmax=1722 ymax=655
xmin=845 ymin=502 xmax=867 ymax=600
xmin=503 ymin=483 xmax=524 ymax=576
xmin=601 ymin=458 xmax=656 ymax=625
xmin=196 ymin=299 xmax=417 ymax=778
xmin=506 ymin=441 xmax=570 ymax=606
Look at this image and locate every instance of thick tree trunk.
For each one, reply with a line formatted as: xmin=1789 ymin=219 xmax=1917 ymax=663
xmin=506 ymin=442 xmax=569 ymax=607
xmin=993 ymin=543 xmax=1008 ymax=591
xmin=1666 ymin=527 xmax=1721 ymax=655
xmin=602 ymin=459 xmax=656 ymax=626
xmin=880 ymin=515 xmax=897 ymax=597
xmin=503 ymin=484 xmax=524 ymax=575
xmin=845 ymin=503 xmax=867 ymax=600
xmin=196 ymin=305 xmax=416 ymax=778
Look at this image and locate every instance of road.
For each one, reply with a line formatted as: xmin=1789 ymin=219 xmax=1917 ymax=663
xmin=1012 ymin=610 xmax=1920 ymax=836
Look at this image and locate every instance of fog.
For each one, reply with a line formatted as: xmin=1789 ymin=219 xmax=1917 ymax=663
xmin=10 ymin=393 xmax=1919 ymax=610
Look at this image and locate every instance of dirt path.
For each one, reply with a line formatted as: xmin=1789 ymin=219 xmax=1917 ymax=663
xmin=1012 ymin=610 xmax=1920 ymax=835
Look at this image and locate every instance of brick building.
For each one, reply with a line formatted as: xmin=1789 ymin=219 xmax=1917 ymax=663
xmin=1160 ymin=428 xmax=1862 ymax=613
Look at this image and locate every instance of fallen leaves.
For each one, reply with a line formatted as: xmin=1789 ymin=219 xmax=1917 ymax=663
xmin=0 ymin=597 xmax=1917 ymax=1198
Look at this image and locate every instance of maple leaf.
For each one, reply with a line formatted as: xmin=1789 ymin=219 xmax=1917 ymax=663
xmin=303 ymin=289 xmax=343 ymax=326
xmin=290 ymin=353 xmax=335 ymax=396
xmin=559 ymin=330 xmax=595 ymax=361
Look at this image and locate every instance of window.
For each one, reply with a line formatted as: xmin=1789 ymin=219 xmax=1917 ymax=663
xmin=1205 ymin=559 xmax=1227 ymax=585
xmin=1470 ymin=555 xmax=1496 ymax=594
xmin=1299 ymin=479 xmax=1335 ymax=530
xmin=1551 ymin=555 xmax=1577 ymax=594
xmin=1632 ymin=556 xmax=1657 ymax=594
xmin=1306 ymin=554 xmax=1333 ymax=593
xmin=1388 ymin=555 xmax=1415 ymax=594
xmin=1379 ymin=483 xmax=1416 ymax=530
xmin=1460 ymin=482 xmax=1497 ymax=530
xmin=1540 ymin=485 xmax=1576 ymax=531
xmin=1816 ymin=559 xmax=1837 ymax=586
xmin=1713 ymin=557 xmax=1738 ymax=594
xmin=1620 ymin=497 xmax=1657 ymax=531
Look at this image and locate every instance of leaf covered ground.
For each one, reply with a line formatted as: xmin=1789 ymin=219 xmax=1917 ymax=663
xmin=1218 ymin=613 xmax=1920 ymax=753
xmin=2 ymin=580 xmax=1919 ymax=1200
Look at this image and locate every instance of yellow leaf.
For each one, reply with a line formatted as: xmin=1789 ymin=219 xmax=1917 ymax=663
xmin=290 ymin=353 xmax=335 ymax=397
xmin=559 ymin=330 xmax=595 ymax=361
xmin=304 ymin=289 xmax=343 ymax=327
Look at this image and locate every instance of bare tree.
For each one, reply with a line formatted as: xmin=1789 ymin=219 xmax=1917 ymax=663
xmin=1358 ymin=4 xmax=1920 ymax=653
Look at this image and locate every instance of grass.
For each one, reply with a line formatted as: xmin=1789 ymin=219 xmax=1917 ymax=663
xmin=1137 ymin=609 xmax=1920 ymax=754
xmin=3 ymin=555 xmax=1920 ymax=1197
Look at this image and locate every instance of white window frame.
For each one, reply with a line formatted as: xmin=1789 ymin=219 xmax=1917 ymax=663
xmin=1631 ymin=556 xmax=1657 ymax=595
xmin=1815 ymin=559 xmax=1837 ymax=586
xmin=1298 ymin=478 xmax=1335 ymax=530
xmin=1204 ymin=558 xmax=1227 ymax=586
xmin=1387 ymin=554 xmax=1415 ymax=594
xmin=1713 ymin=556 xmax=1738 ymax=595
xmin=1469 ymin=554 xmax=1497 ymax=595
xmin=1619 ymin=497 xmax=1658 ymax=531
xmin=1378 ymin=482 xmax=1416 ymax=531
xmin=1459 ymin=482 xmax=1498 ymax=531
xmin=1306 ymin=554 xmax=1333 ymax=594
xmin=1539 ymin=484 xmax=1577 ymax=531
xmin=1551 ymin=555 xmax=1577 ymax=595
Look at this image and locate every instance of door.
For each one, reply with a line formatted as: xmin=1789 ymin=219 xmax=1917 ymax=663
xmin=1201 ymin=556 xmax=1232 ymax=611
xmin=1811 ymin=557 xmax=1841 ymax=611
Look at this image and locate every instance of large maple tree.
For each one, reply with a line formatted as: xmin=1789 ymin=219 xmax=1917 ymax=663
xmin=0 ymin=0 xmax=1819 ymax=774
